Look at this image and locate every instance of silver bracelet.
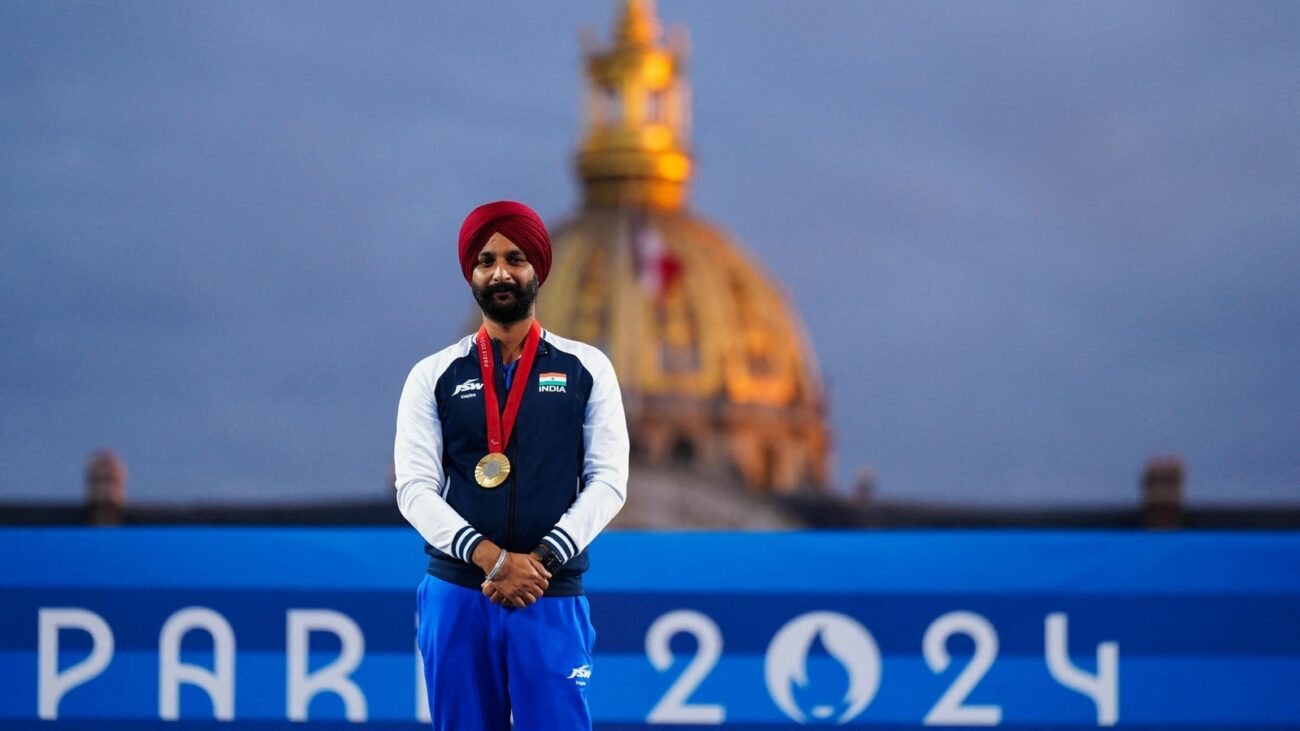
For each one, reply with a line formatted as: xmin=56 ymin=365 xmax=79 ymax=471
xmin=484 ymin=548 xmax=508 ymax=581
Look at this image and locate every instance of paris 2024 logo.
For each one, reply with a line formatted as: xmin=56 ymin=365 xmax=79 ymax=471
xmin=764 ymin=611 xmax=882 ymax=724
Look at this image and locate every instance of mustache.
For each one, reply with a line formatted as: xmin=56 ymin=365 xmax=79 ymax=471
xmin=484 ymin=282 xmax=523 ymax=296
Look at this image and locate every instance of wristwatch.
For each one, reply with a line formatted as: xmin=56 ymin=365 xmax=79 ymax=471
xmin=533 ymin=543 xmax=564 ymax=574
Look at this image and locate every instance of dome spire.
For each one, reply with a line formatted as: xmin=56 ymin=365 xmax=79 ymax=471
xmin=577 ymin=0 xmax=691 ymax=211
xmin=617 ymin=0 xmax=660 ymax=46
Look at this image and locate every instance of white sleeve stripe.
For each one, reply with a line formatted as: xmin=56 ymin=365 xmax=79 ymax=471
xmin=551 ymin=522 xmax=577 ymax=551
xmin=454 ymin=527 xmax=481 ymax=562
xmin=548 ymin=522 xmax=574 ymax=556
xmin=546 ymin=528 xmax=572 ymax=556
xmin=542 ymin=535 xmax=569 ymax=562
xmin=452 ymin=527 xmax=470 ymax=561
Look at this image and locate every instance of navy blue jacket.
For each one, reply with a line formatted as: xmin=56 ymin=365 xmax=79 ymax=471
xmin=395 ymin=328 xmax=629 ymax=596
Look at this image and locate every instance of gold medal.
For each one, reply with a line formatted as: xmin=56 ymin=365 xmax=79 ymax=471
xmin=475 ymin=452 xmax=511 ymax=489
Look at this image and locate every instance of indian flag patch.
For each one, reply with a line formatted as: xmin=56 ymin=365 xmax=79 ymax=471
xmin=538 ymin=372 xmax=567 ymax=393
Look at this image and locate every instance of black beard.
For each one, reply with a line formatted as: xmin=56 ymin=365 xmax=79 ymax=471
xmin=472 ymin=278 xmax=539 ymax=324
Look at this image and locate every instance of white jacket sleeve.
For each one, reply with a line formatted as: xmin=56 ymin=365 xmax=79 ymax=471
xmin=539 ymin=347 xmax=629 ymax=563
xmin=394 ymin=355 xmax=487 ymax=565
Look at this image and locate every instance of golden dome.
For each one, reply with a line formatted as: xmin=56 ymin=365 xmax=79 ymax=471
xmin=533 ymin=2 xmax=830 ymax=493
xmin=539 ymin=209 xmax=830 ymax=492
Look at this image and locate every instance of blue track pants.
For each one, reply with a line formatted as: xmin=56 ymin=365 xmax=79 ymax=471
xmin=416 ymin=574 xmax=595 ymax=731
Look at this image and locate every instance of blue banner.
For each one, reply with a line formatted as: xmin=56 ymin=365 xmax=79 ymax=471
xmin=1 ymin=528 xmax=1297 ymax=728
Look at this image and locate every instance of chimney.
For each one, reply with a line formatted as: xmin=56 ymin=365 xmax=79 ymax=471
xmin=85 ymin=449 xmax=127 ymax=526
xmin=1141 ymin=454 xmax=1184 ymax=529
xmin=852 ymin=467 xmax=877 ymax=507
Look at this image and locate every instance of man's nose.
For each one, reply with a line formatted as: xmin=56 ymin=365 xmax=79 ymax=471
xmin=490 ymin=263 xmax=513 ymax=282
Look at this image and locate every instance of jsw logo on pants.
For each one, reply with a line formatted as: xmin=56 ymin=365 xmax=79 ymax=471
xmin=567 ymin=664 xmax=591 ymax=686
xmin=453 ymin=378 xmax=483 ymax=398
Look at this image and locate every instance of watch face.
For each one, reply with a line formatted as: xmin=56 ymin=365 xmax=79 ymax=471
xmin=543 ymin=553 xmax=564 ymax=573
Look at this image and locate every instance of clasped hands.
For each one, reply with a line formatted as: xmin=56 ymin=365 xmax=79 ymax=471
xmin=472 ymin=540 xmax=551 ymax=608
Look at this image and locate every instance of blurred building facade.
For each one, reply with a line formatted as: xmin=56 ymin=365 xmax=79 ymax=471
xmin=5 ymin=448 xmax=1296 ymax=529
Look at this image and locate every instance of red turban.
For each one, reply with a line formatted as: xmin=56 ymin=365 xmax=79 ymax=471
xmin=457 ymin=201 xmax=552 ymax=286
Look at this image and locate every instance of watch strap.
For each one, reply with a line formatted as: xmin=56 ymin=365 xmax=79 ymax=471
xmin=534 ymin=542 xmax=565 ymax=574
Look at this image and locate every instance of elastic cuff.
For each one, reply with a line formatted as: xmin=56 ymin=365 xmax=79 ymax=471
xmin=543 ymin=527 xmax=578 ymax=563
xmin=452 ymin=526 xmax=485 ymax=564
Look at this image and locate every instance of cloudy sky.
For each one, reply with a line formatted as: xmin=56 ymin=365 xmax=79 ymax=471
xmin=2 ymin=1 xmax=1297 ymax=507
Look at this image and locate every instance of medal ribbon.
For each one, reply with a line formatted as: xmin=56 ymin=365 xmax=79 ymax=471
xmin=475 ymin=319 xmax=541 ymax=454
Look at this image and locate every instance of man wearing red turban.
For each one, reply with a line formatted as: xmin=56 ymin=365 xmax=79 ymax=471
xmin=396 ymin=201 xmax=629 ymax=730
xmin=458 ymin=200 xmax=553 ymax=287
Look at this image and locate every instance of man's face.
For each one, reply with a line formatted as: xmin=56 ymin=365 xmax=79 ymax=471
xmin=471 ymin=232 xmax=539 ymax=324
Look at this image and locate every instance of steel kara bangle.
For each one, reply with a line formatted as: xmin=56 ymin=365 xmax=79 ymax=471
xmin=484 ymin=548 xmax=508 ymax=581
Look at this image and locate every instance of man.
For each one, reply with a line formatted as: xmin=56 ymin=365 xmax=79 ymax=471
xmin=395 ymin=200 xmax=628 ymax=730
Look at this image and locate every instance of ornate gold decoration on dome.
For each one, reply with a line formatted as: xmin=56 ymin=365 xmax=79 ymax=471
xmin=578 ymin=0 xmax=692 ymax=211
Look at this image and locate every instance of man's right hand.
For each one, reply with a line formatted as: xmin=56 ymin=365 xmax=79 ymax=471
xmin=472 ymin=541 xmax=551 ymax=608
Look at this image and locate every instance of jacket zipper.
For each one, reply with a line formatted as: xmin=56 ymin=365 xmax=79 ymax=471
xmin=506 ymin=441 xmax=518 ymax=548
xmin=498 ymin=353 xmax=518 ymax=548
xmin=502 ymin=339 xmax=541 ymax=550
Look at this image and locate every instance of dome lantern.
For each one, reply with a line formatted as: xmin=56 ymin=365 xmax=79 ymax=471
xmin=578 ymin=0 xmax=692 ymax=211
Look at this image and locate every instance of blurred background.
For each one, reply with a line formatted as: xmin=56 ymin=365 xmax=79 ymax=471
xmin=3 ymin=0 xmax=1298 ymax=529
